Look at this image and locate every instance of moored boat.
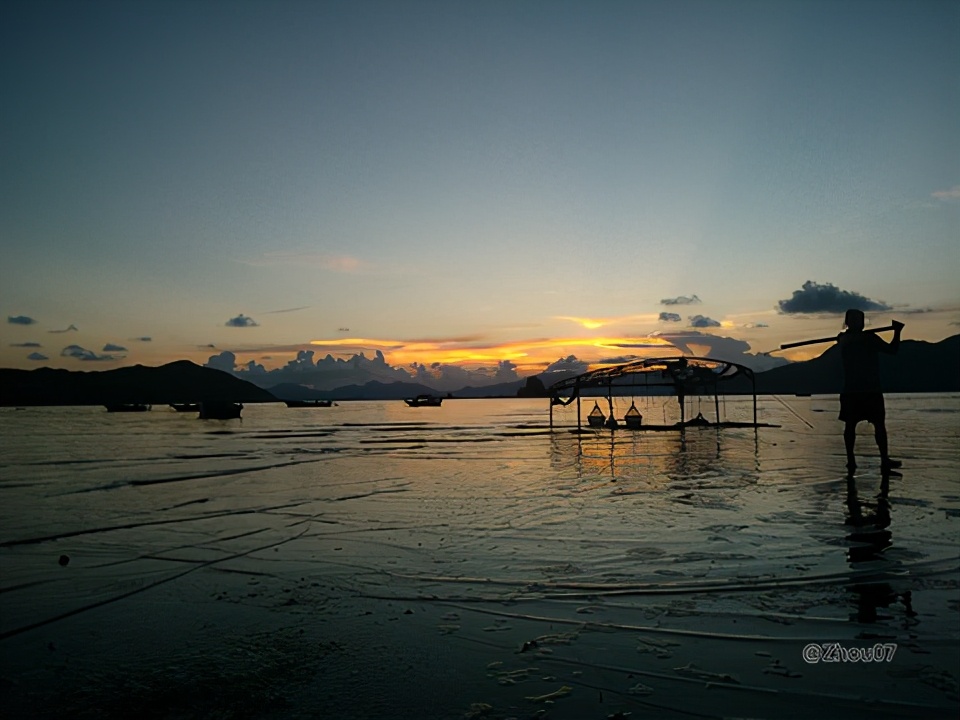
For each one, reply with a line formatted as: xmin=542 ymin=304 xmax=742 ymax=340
xmin=404 ymin=394 xmax=442 ymax=407
xmin=198 ymin=401 xmax=242 ymax=419
xmin=169 ymin=403 xmax=200 ymax=412
xmin=104 ymin=403 xmax=151 ymax=412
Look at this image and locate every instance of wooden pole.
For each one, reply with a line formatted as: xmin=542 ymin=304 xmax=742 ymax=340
xmin=778 ymin=324 xmax=896 ymax=351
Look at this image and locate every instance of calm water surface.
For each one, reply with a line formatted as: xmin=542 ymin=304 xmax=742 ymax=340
xmin=1 ymin=396 xmax=958 ymax=718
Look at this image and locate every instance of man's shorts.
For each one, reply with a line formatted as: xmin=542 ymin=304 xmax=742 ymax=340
xmin=839 ymin=392 xmax=886 ymax=425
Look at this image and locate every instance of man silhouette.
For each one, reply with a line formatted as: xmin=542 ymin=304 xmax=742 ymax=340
xmin=837 ymin=309 xmax=904 ymax=473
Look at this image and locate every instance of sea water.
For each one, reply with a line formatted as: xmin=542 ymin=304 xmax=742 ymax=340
xmin=1 ymin=396 xmax=958 ymax=718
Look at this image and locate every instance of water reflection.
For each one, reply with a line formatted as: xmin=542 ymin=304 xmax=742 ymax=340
xmin=550 ymin=424 xmax=759 ymax=483
xmin=844 ymin=473 xmax=917 ymax=624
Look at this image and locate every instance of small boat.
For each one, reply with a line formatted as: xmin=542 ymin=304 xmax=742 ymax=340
xmin=169 ymin=403 xmax=200 ymax=412
xmin=198 ymin=401 xmax=242 ymax=419
xmin=404 ymin=394 xmax=443 ymax=407
xmin=104 ymin=403 xmax=151 ymax=412
xmin=284 ymin=399 xmax=333 ymax=408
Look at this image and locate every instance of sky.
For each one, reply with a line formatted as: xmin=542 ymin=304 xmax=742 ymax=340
xmin=2 ymin=0 xmax=958 ymax=385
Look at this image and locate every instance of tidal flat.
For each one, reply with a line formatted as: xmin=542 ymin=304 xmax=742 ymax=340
xmin=1 ymin=396 xmax=957 ymax=718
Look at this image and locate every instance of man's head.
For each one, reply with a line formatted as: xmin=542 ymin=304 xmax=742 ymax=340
xmin=844 ymin=308 xmax=865 ymax=331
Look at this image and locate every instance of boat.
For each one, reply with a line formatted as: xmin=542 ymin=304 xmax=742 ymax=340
xmin=104 ymin=403 xmax=151 ymax=412
xmin=284 ymin=399 xmax=333 ymax=408
xmin=169 ymin=403 xmax=200 ymax=412
xmin=198 ymin=401 xmax=242 ymax=419
xmin=404 ymin=394 xmax=443 ymax=407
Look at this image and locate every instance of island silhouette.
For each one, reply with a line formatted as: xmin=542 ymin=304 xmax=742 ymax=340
xmin=1 ymin=335 xmax=957 ymax=406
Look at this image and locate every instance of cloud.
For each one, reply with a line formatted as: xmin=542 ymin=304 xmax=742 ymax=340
xmin=27 ymin=352 xmax=48 ymax=361
xmin=598 ymin=354 xmax=640 ymax=365
xmin=132 ymin=336 xmax=152 ymax=342
xmin=10 ymin=342 xmax=41 ymax=347
xmin=494 ymin=359 xmax=519 ymax=382
xmin=242 ymin=252 xmax=368 ymax=273
xmin=205 ymin=351 xmax=237 ymax=373
xmin=743 ymin=322 xmax=769 ymax=328
xmin=543 ymin=355 xmax=590 ymax=374
xmin=49 ymin=324 xmax=78 ymax=333
xmin=225 ymin=314 xmax=259 ymax=328
xmin=653 ymin=331 xmax=788 ymax=371
xmin=777 ymin=281 xmax=891 ymax=314
xmin=555 ymin=314 xmax=658 ymax=330
xmin=60 ymin=345 xmax=121 ymax=361
xmin=661 ymin=294 xmax=701 ymax=306
xmin=103 ymin=343 xmax=127 ymax=352
xmin=264 ymin=306 xmax=310 ymax=314
xmin=689 ymin=315 xmax=721 ymax=328
xmin=8 ymin=315 xmax=36 ymax=325
xmin=659 ymin=312 xmax=681 ymax=323
xmin=932 ymin=185 xmax=960 ymax=201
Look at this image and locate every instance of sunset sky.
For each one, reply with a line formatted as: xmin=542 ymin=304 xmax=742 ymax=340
xmin=2 ymin=0 xmax=958 ymax=382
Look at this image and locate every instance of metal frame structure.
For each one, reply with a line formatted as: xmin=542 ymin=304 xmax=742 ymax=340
xmin=548 ymin=356 xmax=760 ymax=432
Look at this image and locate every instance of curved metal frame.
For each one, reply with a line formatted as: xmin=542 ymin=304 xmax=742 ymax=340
xmin=547 ymin=356 xmax=758 ymax=431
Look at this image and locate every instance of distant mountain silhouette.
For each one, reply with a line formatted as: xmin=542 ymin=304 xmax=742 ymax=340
xmin=0 ymin=360 xmax=278 ymax=406
xmin=266 ymin=382 xmax=332 ymax=402
xmin=750 ymin=335 xmax=959 ymax=394
xmin=3 ymin=336 xmax=955 ymax=406
xmin=325 ymin=380 xmax=444 ymax=401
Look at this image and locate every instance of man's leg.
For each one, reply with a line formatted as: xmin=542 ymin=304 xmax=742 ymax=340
xmin=844 ymin=421 xmax=858 ymax=472
xmin=875 ymin=421 xmax=901 ymax=470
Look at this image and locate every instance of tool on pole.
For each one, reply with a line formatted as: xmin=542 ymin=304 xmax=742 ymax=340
xmin=764 ymin=323 xmax=900 ymax=355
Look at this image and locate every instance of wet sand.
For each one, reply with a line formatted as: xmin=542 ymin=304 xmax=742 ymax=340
xmin=1 ymin=396 xmax=958 ymax=718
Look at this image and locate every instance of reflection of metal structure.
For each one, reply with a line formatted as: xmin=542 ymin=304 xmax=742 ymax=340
xmin=549 ymin=356 xmax=767 ymax=432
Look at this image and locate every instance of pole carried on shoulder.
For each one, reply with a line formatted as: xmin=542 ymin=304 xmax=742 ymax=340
xmin=775 ymin=324 xmax=897 ymax=352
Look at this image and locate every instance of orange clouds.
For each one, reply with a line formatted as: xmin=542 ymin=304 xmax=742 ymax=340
xmin=308 ymin=334 xmax=679 ymax=371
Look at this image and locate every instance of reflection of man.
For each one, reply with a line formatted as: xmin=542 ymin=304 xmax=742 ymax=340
xmin=837 ymin=309 xmax=903 ymax=473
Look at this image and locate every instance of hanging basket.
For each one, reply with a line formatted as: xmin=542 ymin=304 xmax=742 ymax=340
xmin=587 ymin=401 xmax=606 ymax=428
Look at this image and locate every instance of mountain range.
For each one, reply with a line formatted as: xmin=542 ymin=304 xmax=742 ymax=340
xmin=1 ymin=336 xmax=957 ymax=406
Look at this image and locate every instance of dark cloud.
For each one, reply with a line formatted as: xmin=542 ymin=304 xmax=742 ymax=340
xmin=132 ymin=336 xmax=152 ymax=342
xmin=103 ymin=343 xmax=127 ymax=352
xmin=777 ymin=281 xmax=891 ymax=314
xmin=225 ymin=314 xmax=259 ymax=327
xmin=743 ymin=322 xmax=769 ymax=328
xmin=264 ymin=306 xmax=310 ymax=314
xmin=598 ymin=354 xmax=639 ymax=365
xmin=661 ymin=295 xmax=701 ymax=306
xmin=27 ymin=352 xmax=48 ymax=361
xmin=205 ymin=351 xmax=238 ymax=373
xmin=8 ymin=315 xmax=36 ymax=325
xmin=494 ymin=359 xmax=519 ymax=382
xmin=658 ymin=312 xmax=682 ymax=322
xmin=543 ymin=355 xmax=589 ymax=374
xmin=49 ymin=324 xmax=78 ymax=333
xmin=10 ymin=342 xmax=41 ymax=347
xmin=689 ymin=315 xmax=721 ymax=328
xmin=60 ymin=345 xmax=121 ymax=361
xmin=654 ymin=331 xmax=788 ymax=372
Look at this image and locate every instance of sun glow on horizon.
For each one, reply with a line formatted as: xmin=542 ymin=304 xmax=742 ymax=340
xmin=306 ymin=334 xmax=679 ymax=371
